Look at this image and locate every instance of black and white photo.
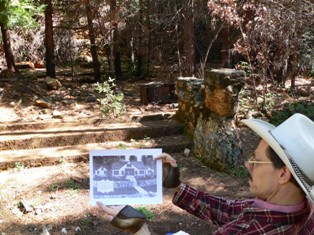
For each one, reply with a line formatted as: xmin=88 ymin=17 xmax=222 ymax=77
xmin=89 ymin=148 xmax=162 ymax=205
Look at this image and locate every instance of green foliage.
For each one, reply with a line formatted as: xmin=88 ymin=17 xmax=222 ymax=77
xmin=14 ymin=162 xmax=25 ymax=171
xmin=228 ymin=165 xmax=249 ymax=178
xmin=126 ymin=59 xmax=136 ymax=75
xmin=64 ymin=179 xmax=79 ymax=190
xmin=118 ymin=143 xmax=127 ymax=149
xmin=81 ymin=215 xmax=92 ymax=225
xmin=0 ymin=0 xmax=45 ymax=28
xmin=237 ymin=61 xmax=252 ymax=75
xmin=59 ymin=156 xmax=68 ymax=164
xmin=270 ymin=101 xmax=314 ymax=125
xmin=262 ymin=92 xmax=276 ymax=111
xmin=49 ymin=180 xmax=80 ymax=192
xmin=301 ymin=28 xmax=314 ymax=76
xmin=49 ymin=183 xmax=59 ymax=191
xmin=93 ymin=78 xmax=126 ymax=118
xmin=136 ymin=207 xmax=155 ymax=222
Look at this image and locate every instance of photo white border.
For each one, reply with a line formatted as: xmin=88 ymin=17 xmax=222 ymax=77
xmin=89 ymin=148 xmax=162 ymax=205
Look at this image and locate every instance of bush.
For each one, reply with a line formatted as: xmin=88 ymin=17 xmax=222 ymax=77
xmin=93 ymin=78 xmax=126 ymax=118
xmin=270 ymin=101 xmax=314 ymax=125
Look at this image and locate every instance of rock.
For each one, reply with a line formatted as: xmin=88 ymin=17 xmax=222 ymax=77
xmin=52 ymin=110 xmax=63 ymax=119
xmin=169 ymin=103 xmax=178 ymax=109
xmin=61 ymin=228 xmax=67 ymax=234
xmin=45 ymin=77 xmax=62 ymax=90
xmin=12 ymin=208 xmax=21 ymax=215
xmin=183 ymin=148 xmax=190 ymax=157
xmin=15 ymin=61 xmax=35 ymax=70
xmin=20 ymin=200 xmax=34 ymax=213
xmin=35 ymin=99 xmax=51 ymax=108
xmin=41 ymin=228 xmax=50 ymax=235
xmin=203 ymin=69 xmax=245 ymax=117
xmin=86 ymin=95 xmax=97 ymax=102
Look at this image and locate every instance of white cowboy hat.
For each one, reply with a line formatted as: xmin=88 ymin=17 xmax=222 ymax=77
xmin=241 ymin=113 xmax=314 ymax=204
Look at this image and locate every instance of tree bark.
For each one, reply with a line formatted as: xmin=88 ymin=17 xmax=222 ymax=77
xmin=0 ymin=23 xmax=17 ymax=73
xmin=84 ymin=0 xmax=101 ymax=82
xmin=44 ymin=0 xmax=56 ymax=78
xmin=0 ymin=1 xmax=16 ymax=73
xmin=136 ymin=0 xmax=144 ymax=78
xmin=182 ymin=0 xmax=195 ymax=76
xmin=145 ymin=0 xmax=151 ymax=76
xmin=109 ymin=0 xmax=122 ymax=79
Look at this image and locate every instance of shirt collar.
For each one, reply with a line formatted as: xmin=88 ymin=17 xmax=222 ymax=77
xmin=253 ymin=198 xmax=305 ymax=213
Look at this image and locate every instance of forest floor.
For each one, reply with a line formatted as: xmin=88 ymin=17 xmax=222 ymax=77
xmin=0 ymin=68 xmax=313 ymax=235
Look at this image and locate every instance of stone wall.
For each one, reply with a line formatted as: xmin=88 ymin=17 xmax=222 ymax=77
xmin=175 ymin=69 xmax=245 ymax=171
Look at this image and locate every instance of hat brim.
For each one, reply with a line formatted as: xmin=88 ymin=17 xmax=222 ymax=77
xmin=241 ymin=119 xmax=314 ymax=203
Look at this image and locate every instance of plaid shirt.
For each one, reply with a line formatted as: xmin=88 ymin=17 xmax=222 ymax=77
xmin=173 ymin=184 xmax=314 ymax=235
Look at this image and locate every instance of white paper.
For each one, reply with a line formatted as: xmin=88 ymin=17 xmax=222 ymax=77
xmin=89 ymin=148 xmax=162 ymax=205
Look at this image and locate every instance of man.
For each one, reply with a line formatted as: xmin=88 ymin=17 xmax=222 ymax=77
xmin=97 ymin=113 xmax=314 ymax=234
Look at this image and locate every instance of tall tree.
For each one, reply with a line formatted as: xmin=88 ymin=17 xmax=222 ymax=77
xmin=182 ymin=0 xmax=195 ymax=76
xmin=136 ymin=0 xmax=144 ymax=77
xmin=0 ymin=20 xmax=16 ymax=73
xmin=207 ymin=0 xmax=314 ymax=88
xmin=84 ymin=0 xmax=101 ymax=81
xmin=0 ymin=0 xmax=44 ymax=73
xmin=109 ymin=0 xmax=122 ymax=79
xmin=44 ymin=0 xmax=56 ymax=77
xmin=145 ymin=0 xmax=151 ymax=76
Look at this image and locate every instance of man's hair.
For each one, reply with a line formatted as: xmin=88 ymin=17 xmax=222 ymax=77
xmin=266 ymin=146 xmax=300 ymax=189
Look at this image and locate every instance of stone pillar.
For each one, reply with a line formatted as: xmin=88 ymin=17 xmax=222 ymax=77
xmin=203 ymin=69 xmax=245 ymax=117
xmin=175 ymin=77 xmax=205 ymax=139
xmin=176 ymin=69 xmax=245 ymax=171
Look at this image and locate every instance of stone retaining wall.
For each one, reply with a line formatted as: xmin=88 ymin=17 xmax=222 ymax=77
xmin=175 ymin=69 xmax=245 ymax=171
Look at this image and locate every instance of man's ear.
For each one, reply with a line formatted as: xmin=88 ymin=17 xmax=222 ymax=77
xmin=278 ymin=166 xmax=292 ymax=184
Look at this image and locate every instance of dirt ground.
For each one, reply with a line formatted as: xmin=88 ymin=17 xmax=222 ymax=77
xmin=0 ymin=152 xmax=253 ymax=235
xmin=0 ymin=70 xmax=312 ymax=235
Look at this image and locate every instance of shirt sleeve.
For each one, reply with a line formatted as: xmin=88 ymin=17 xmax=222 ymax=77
xmin=172 ymin=183 xmax=253 ymax=226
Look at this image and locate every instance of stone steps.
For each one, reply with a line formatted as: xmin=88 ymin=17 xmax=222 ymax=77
xmin=0 ymin=119 xmax=184 ymax=150
xmin=0 ymin=116 xmax=191 ymax=170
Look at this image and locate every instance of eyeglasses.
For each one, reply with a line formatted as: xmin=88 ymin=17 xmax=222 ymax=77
xmin=247 ymin=155 xmax=273 ymax=171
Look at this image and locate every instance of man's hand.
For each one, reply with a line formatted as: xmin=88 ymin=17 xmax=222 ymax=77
xmin=155 ymin=153 xmax=181 ymax=188
xmin=154 ymin=153 xmax=178 ymax=167
xmin=96 ymin=202 xmax=148 ymax=234
xmin=96 ymin=202 xmax=124 ymax=220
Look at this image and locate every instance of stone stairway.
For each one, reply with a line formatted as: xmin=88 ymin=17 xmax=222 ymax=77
xmin=0 ymin=115 xmax=192 ymax=170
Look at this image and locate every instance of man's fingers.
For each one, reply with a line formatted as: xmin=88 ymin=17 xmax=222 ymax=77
xmin=154 ymin=153 xmax=177 ymax=167
xmin=154 ymin=153 xmax=168 ymax=160
xmin=96 ymin=202 xmax=124 ymax=216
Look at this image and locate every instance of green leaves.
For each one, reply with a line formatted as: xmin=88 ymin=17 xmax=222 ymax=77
xmin=0 ymin=0 xmax=45 ymax=28
xmin=93 ymin=77 xmax=127 ymax=118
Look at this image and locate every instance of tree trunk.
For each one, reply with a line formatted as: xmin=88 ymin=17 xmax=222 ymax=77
xmin=84 ymin=0 xmax=101 ymax=82
xmin=109 ymin=0 xmax=122 ymax=79
xmin=113 ymin=29 xmax=122 ymax=79
xmin=44 ymin=0 xmax=56 ymax=78
xmin=0 ymin=23 xmax=17 ymax=73
xmin=136 ymin=0 xmax=144 ymax=78
xmin=0 ymin=1 xmax=16 ymax=73
xmin=182 ymin=0 xmax=195 ymax=76
xmin=145 ymin=0 xmax=151 ymax=76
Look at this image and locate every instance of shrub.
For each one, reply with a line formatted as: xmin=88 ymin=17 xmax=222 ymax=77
xmin=93 ymin=78 xmax=126 ymax=118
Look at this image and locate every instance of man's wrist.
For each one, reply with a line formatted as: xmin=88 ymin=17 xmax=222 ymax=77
xmin=134 ymin=223 xmax=150 ymax=235
xmin=175 ymin=182 xmax=183 ymax=192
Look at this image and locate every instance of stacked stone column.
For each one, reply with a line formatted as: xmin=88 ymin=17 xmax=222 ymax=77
xmin=176 ymin=69 xmax=245 ymax=171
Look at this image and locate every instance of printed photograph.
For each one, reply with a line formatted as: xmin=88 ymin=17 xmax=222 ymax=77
xmin=89 ymin=148 xmax=162 ymax=205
